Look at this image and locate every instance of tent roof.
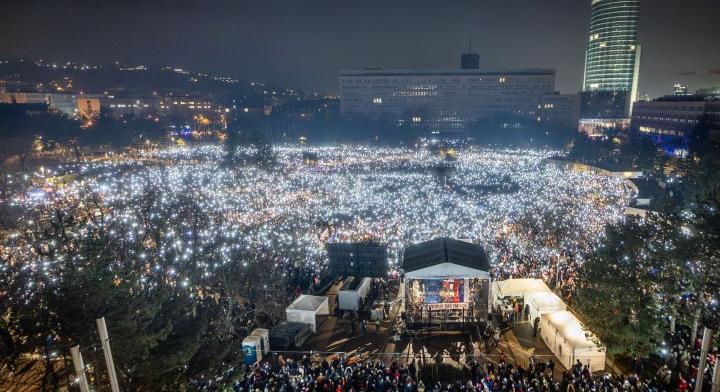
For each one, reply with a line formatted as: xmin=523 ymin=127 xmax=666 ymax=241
xmin=403 ymin=238 xmax=490 ymax=273
xmin=493 ymin=278 xmax=552 ymax=298
xmin=526 ymin=291 xmax=566 ymax=311
xmin=287 ymin=295 xmax=327 ymax=312
xmin=542 ymin=311 xmax=603 ymax=350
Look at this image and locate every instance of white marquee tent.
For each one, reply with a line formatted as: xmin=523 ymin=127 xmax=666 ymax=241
xmin=525 ymin=291 xmax=567 ymax=322
xmin=492 ymin=278 xmax=552 ymax=306
xmin=286 ymin=295 xmax=329 ymax=333
xmin=338 ymin=277 xmax=372 ymax=310
xmin=540 ymin=311 xmax=606 ymax=372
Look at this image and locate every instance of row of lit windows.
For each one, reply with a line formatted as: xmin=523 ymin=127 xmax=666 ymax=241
xmin=341 ymin=77 xmax=550 ymax=84
xmin=638 ymin=126 xmax=683 ymax=137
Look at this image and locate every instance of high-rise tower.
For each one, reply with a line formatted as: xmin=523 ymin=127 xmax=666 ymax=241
xmin=460 ymin=37 xmax=480 ymax=70
xmin=581 ymin=0 xmax=641 ymax=122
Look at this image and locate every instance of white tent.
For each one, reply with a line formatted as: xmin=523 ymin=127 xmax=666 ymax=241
xmin=526 ymin=291 xmax=567 ymax=322
xmin=286 ymin=295 xmax=329 ymax=333
xmin=338 ymin=277 xmax=372 ymax=310
xmin=492 ymin=278 xmax=552 ymax=306
xmin=540 ymin=311 xmax=606 ymax=372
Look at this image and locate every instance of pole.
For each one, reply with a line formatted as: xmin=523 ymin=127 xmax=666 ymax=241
xmin=556 ymin=257 xmax=561 ymax=287
xmin=96 ymin=317 xmax=121 ymax=392
xmin=670 ymin=315 xmax=676 ymax=334
xmin=694 ymin=327 xmax=714 ymax=392
xmin=691 ymin=305 xmax=701 ymax=350
xmin=70 ymin=345 xmax=91 ymax=392
xmin=711 ymin=356 xmax=720 ymax=392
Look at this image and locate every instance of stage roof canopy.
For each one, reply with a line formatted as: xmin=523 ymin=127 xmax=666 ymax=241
xmin=403 ymin=238 xmax=490 ymax=279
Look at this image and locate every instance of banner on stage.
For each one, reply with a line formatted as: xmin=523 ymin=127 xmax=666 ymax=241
xmin=426 ymin=302 xmax=469 ymax=310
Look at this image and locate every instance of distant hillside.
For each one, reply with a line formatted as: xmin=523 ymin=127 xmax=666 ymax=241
xmin=0 ymin=59 xmax=310 ymax=104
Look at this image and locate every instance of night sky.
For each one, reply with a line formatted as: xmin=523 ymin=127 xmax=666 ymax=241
xmin=1 ymin=0 xmax=718 ymax=98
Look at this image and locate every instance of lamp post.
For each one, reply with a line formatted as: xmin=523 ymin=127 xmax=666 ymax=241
xmin=694 ymin=327 xmax=714 ymax=392
xmin=96 ymin=317 xmax=121 ymax=392
xmin=711 ymin=357 xmax=720 ymax=392
xmin=70 ymin=345 xmax=91 ymax=392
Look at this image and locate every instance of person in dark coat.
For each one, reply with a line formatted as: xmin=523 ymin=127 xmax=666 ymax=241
xmin=524 ymin=303 xmax=530 ymax=321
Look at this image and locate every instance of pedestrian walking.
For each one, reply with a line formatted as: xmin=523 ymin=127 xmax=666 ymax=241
xmin=524 ymin=303 xmax=530 ymax=321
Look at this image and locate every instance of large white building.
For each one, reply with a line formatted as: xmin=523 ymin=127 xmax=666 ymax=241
xmin=338 ymin=68 xmax=556 ymax=128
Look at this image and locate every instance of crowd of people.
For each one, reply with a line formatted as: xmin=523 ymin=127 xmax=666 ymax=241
xmin=236 ymin=354 xmax=664 ymax=391
xmin=4 ymin=145 xmax=664 ymax=391
xmin=647 ymin=329 xmax=719 ymax=392
xmin=5 ymin=146 xmax=633 ymax=297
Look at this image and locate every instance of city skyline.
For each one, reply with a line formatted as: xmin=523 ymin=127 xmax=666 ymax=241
xmin=1 ymin=0 xmax=719 ymax=98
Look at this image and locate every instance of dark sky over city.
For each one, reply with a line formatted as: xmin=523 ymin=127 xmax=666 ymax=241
xmin=1 ymin=0 xmax=718 ymax=98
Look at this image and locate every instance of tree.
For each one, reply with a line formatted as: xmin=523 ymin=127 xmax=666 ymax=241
xmin=617 ymin=132 xmax=667 ymax=179
xmin=0 ymin=184 xmax=246 ymax=390
xmin=576 ymin=181 xmax=720 ymax=358
xmin=575 ymin=215 xmax=672 ymax=356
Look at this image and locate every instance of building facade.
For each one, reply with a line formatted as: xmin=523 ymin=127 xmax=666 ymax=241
xmin=581 ymin=0 xmax=641 ymax=125
xmin=536 ymin=93 xmax=581 ymax=130
xmin=0 ymin=92 xmax=103 ymax=117
xmin=101 ymin=96 xmax=161 ymax=118
xmin=673 ymin=83 xmax=689 ymax=96
xmin=631 ymin=91 xmax=720 ymax=156
xmin=338 ymin=69 xmax=556 ymax=129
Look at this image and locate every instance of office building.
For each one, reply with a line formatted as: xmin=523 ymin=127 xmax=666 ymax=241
xmin=461 ymin=53 xmax=480 ymax=70
xmin=460 ymin=39 xmax=480 ymax=70
xmin=338 ymin=68 xmax=555 ymax=129
xmin=673 ymin=83 xmax=688 ymax=96
xmin=159 ymin=97 xmax=214 ymax=113
xmin=77 ymin=97 xmax=102 ymax=119
xmin=536 ymin=93 xmax=581 ymax=130
xmin=580 ymin=0 xmax=642 ymax=129
xmin=631 ymin=89 xmax=720 ymax=156
xmin=101 ymin=96 xmax=161 ymax=118
xmin=0 ymin=92 xmax=49 ymax=105
xmin=0 ymin=92 xmax=103 ymax=117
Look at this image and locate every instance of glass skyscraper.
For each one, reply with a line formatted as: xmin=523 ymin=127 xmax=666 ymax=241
xmin=582 ymin=0 xmax=641 ymax=120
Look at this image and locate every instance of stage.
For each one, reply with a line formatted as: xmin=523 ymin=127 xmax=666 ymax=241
xmin=401 ymin=238 xmax=491 ymax=330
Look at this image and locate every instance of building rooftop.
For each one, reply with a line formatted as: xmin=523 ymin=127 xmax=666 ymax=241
xmin=338 ymin=68 xmax=556 ymax=77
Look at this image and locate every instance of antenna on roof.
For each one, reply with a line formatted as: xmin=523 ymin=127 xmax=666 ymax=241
xmin=468 ymin=37 xmax=473 ymax=53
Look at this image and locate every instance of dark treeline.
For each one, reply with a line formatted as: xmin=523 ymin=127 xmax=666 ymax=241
xmin=276 ymin=113 xmax=577 ymax=149
xmin=0 ymin=103 xmax=167 ymax=152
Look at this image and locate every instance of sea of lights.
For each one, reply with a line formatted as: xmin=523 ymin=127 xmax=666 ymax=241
xmin=3 ymin=145 xmax=633 ymax=293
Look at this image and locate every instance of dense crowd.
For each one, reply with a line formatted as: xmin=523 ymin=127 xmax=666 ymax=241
xmin=2 ymin=146 xmax=646 ymax=390
xmin=651 ymin=329 xmax=718 ymax=392
xmin=3 ymin=146 xmax=632 ymax=297
xmin=236 ymin=354 xmax=660 ymax=391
